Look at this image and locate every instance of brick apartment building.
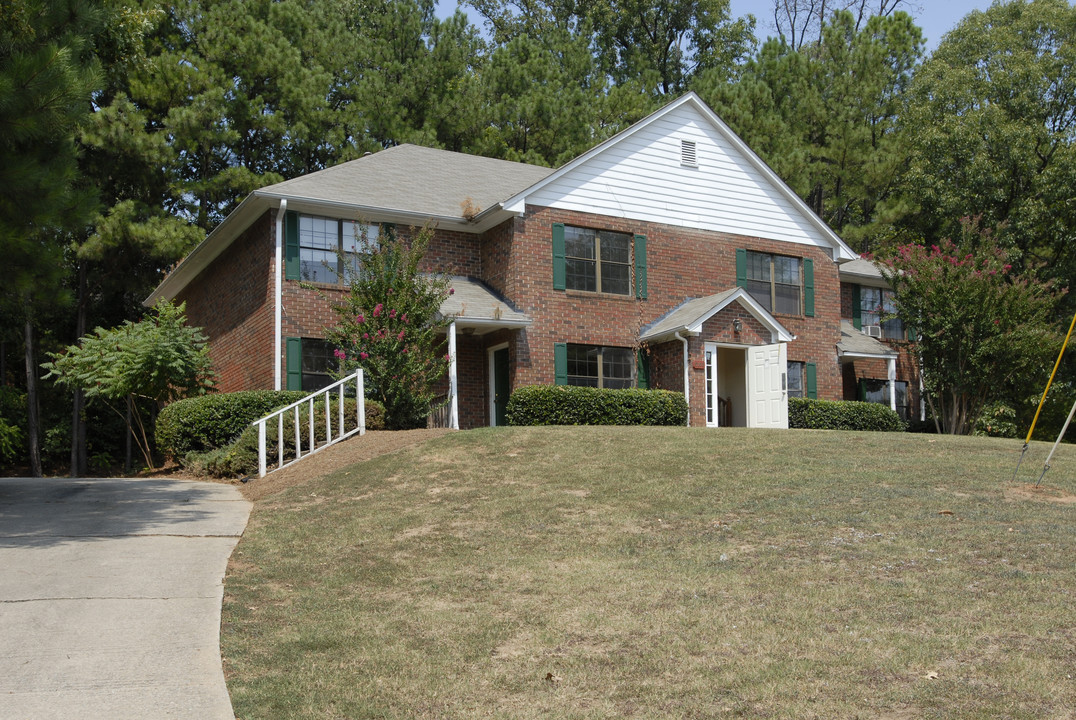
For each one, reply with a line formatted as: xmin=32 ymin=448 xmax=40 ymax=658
xmin=147 ymin=92 xmax=920 ymax=429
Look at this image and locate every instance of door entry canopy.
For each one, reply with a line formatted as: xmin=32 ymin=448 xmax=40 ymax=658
xmin=639 ymin=287 xmax=794 ymax=345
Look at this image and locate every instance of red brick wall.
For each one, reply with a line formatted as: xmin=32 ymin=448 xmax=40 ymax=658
xmin=177 ymin=211 xmax=275 ymax=393
xmin=500 ymin=205 xmax=845 ymax=418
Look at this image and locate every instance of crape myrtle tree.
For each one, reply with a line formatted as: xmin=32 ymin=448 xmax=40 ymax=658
xmin=879 ymin=220 xmax=1064 ymax=435
xmin=42 ymin=300 xmax=215 ymax=470
xmin=324 ymin=226 xmax=452 ymax=430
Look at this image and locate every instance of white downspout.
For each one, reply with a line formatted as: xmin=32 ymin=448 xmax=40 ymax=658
xmin=274 ymin=199 xmax=287 ymax=390
xmin=887 ymin=356 xmax=897 ymax=412
xmin=448 ymin=321 xmax=459 ymax=430
xmin=675 ymin=331 xmax=690 ymax=427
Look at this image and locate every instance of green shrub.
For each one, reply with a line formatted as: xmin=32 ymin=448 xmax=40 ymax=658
xmin=973 ymin=401 xmax=1019 ymax=438
xmin=157 ymin=389 xmax=385 ymax=461
xmin=0 ymin=417 xmax=23 ymax=466
xmin=506 ymin=385 xmax=688 ymax=426
xmin=186 ymin=395 xmax=384 ymax=477
xmin=157 ymin=390 xmax=309 ymax=458
xmin=789 ymin=397 xmax=906 ymax=432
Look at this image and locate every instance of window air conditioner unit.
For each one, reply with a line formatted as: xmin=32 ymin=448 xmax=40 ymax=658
xmin=863 ymin=325 xmax=883 ymax=338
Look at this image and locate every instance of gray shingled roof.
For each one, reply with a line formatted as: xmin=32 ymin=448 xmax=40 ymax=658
xmin=440 ymin=276 xmax=531 ymax=333
xmin=641 ymin=289 xmax=741 ymax=341
xmin=839 ymin=257 xmax=887 ymax=282
xmin=258 ymin=144 xmax=554 ymax=221
xmin=837 ymin=320 xmax=897 ymax=356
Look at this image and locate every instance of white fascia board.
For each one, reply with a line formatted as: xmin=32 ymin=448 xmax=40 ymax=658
xmin=144 ymin=194 xmax=268 ymax=305
xmin=499 ymin=91 xmax=858 ymax=263
xmin=259 ymin=191 xmax=520 ymax=234
xmin=838 ymin=349 xmax=899 ymax=359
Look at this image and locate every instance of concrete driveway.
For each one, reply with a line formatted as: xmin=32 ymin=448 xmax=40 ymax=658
xmin=0 ymin=477 xmax=251 ymax=720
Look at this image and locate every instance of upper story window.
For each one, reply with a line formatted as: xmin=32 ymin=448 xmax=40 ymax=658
xmin=745 ymin=250 xmax=801 ymax=315
xmin=859 ymin=286 xmax=903 ymax=340
xmin=552 ymin=223 xmax=647 ymax=300
xmin=286 ymin=212 xmax=379 ymax=285
xmin=565 ymin=226 xmax=632 ymax=295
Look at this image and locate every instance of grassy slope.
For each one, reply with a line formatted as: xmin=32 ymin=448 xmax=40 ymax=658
xmin=222 ymin=427 xmax=1076 ymax=719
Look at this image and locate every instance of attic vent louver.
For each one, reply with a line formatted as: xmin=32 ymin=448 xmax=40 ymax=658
xmin=681 ymin=139 xmax=698 ymax=167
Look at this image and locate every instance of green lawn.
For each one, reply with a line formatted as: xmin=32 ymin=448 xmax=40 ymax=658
xmin=222 ymin=427 xmax=1076 ymax=719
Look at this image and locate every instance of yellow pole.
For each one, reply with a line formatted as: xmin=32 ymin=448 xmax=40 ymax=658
xmin=1024 ymin=309 xmax=1076 ymax=445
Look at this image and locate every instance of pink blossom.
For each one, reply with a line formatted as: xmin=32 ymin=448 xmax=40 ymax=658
xmin=333 ymin=348 xmax=346 ymax=360
xmin=356 ymin=314 xmax=364 ymax=323
xmin=363 ymin=333 xmax=369 ymax=340
xmin=360 ymin=352 xmax=369 ymax=360
xmin=401 ymin=313 xmax=408 ymax=324
xmin=402 ymin=348 xmax=408 ymax=354
xmin=389 ymin=308 xmax=397 ymax=319
xmin=373 ymin=303 xmax=383 ymax=317
xmin=397 ymin=330 xmax=406 ymax=341
xmin=449 ymin=288 xmax=455 ymax=295
xmin=444 ymin=353 xmax=451 ymax=361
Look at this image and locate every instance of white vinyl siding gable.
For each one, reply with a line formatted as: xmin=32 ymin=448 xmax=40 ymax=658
xmin=526 ymin=104 xmax=832 ymax=251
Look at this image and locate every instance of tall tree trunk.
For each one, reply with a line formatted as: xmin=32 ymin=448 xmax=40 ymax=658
xmin=125 ymin=395 xmax=133 ymax=474
xmin=70 ymin=262 xmax=88 ymax=476
xmin=24 ymin=312 xmax=42 ymax=477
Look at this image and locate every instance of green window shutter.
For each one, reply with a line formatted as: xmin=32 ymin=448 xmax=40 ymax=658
xmin=552 ymin=223 xmax=566 ymax=291
xmin=907 ymin=326 xmax=918 ymax=342
xmin=851 ymin=284 xmax=862 ymax=330
xmin=554 ymin=343 xmax=568 ymax=385
xmin=634 ymin=234 xmax=648 ymax=300
xmin=803 ymin=257 xmax=815 ymax=317
xmin=637 ymin=349 xmax=650 ymax=389
xmin=736 ymin=248 xmax=747 ymax=288
xmin=805 ymin=362 xmax=817 ymax=399
xmin=285 ymin=210 xmax=300 ymax=280
xmin=286 ymin=337 xmax=302 ymax=390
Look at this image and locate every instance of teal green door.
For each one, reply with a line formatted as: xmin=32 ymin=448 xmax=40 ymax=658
xmin=493 ymin=347 xmax=510 ymax=426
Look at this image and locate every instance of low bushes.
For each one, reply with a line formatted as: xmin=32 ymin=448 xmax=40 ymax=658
xmin=506 ymin=385 xmax=688 ymax=426
xmin=186 ymin=396 xmax=384 ymax=477
xmin=789 ymin=397 xmax=906 ymax=432
xmin=157 ymin=390 xmax=310 ymax=458
xmin=157 ymin=390 xmax=385 ymax=476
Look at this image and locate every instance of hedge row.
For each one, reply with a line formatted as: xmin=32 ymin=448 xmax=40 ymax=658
xmin=506 ymin=385 xmax=688 ymax=426
xmin=789 ymin=397 xmax=905 ymax=432
xmin=185 ymin=396 xmax=384 ymax=477
xmin=157 ymin=389 xmax=385 ymax=464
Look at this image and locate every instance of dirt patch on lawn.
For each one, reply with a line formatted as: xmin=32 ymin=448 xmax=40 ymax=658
xmin=239 ymin=428 xmax=452 ymax=502
xmin=1004 ymin=483 xmax=1076 ymax=505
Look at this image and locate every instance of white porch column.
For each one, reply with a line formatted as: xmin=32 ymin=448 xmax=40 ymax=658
xmin=887 ymin=356 xmax=897 ymax=412
xmin=273 ymin=198 xmax=287 ymax=390
xmin=448 ymin=321 xmax=459 ymax=430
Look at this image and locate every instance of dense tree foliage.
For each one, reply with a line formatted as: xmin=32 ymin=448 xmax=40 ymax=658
xmin=896 ymin=0 xmax=1076 ymax=286
xmin=880 ymin=221 xmax=1064 ymax=435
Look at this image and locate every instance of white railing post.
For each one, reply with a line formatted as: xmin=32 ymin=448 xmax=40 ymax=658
xmin=294 ymin=405 xmax=301 ymax=459
xmin=308 ymin=398 xmax=315 ymax=451
xmin=357 ymin=370 xmax=365 ymax=435
xmin=338 ymin=383 xmax=345 ymax=433
xmin=324 ymin=389 xmax=332 ymax=444
xmin=258 ymin=420 xmax=267 ymax=478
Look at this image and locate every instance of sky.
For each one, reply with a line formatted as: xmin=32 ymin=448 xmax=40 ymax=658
xmin=435 ymin=1 xmax=1003 ymax=54
xmin=728 ymin=0 xmax=996 ymax=52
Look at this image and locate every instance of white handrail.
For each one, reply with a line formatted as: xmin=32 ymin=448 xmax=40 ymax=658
xmin=253 ymin=369 xmax=365 ymax=477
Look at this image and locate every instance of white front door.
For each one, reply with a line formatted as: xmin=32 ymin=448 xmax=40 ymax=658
xmin=747 ymin=343 xmax=788 ymax=429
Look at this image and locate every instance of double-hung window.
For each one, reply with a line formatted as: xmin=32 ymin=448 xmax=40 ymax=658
xmin=553 ymin=223 xmax=647 ymax=299
xmin=744 ymin=251 xmax=801 ymax=315
xmin=565 ymin=226 xmax=632 ymax=295
xmin=858 ymin=286 xmax=903 ymax=340
xmin=285 ymin=337 xmax=339 ymax=391
xmin=288 ymin=212 xmax=379 ymax=284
